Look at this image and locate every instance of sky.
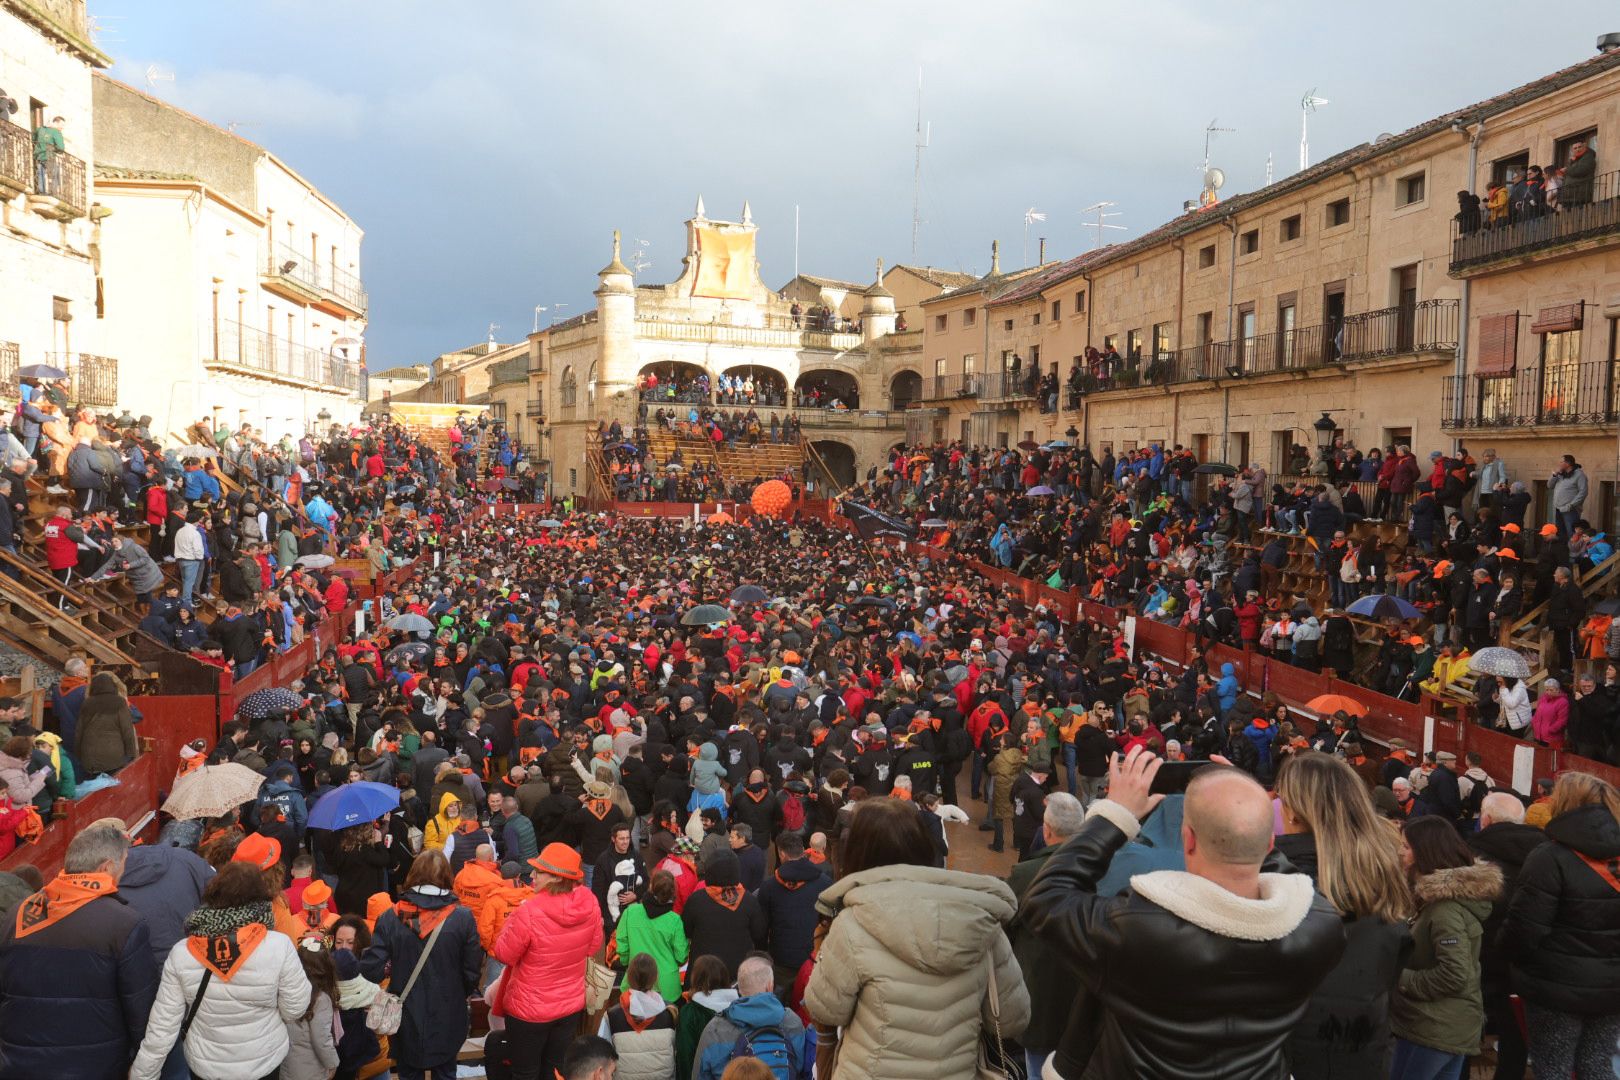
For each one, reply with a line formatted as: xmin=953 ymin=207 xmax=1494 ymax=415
xmin=87 ymin=1 xmax=1620 ymax=367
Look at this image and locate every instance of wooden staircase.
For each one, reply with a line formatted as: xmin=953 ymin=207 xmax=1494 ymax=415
xmin=0 ymin=549 xmax=154 ymax=681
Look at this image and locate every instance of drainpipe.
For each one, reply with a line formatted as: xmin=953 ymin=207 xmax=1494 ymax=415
xmin=1455 ymin=119 xmax=1484 ymax=449
xmin=1222 ymin=218 xmax=1238 ymax=463
xmin=1172 ymin=240 xmax=1186 ymax=448
xmin=1081 ymin=271 xmax=1094 ymax=449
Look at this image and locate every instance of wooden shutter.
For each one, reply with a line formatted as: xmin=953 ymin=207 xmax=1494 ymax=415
xmin=1474 ymin=313 xmax=1518 ymax=375
xmin=1529 ymin=301 xmax=1584 ymax=334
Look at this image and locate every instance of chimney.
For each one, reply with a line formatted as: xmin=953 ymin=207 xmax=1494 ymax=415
xmin=1599 ymin=32 xmax=1620 ymax=52
xmin=990 ymin=240 xmax=1000 ymax=275
xmin=1038 ymin=237 xmax=1047 ymax=265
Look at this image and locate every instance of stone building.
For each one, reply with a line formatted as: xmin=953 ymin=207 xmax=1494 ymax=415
xmin=898 ymin=41 xmax=1620 ymax=531
xmin=532 ymin=200 xmax=933 ymax=500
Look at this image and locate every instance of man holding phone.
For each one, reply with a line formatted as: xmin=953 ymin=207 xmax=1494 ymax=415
xmin=1022 ymin=748 xmax=1346 ymax=1079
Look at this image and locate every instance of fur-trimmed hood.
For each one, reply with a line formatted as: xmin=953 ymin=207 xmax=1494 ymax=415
xmin=1413 ymin=861 xmax=1502 ymax=908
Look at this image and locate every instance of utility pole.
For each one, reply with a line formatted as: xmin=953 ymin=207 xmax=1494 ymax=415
xmin=911 ymin=68 xmax=929 ymax=260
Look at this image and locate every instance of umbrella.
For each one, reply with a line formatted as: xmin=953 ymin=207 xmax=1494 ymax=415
xmin=386 ymin=641 xmax=433 ymax=666
xmin=1043 ymin=439 xmax=1072 ymax=449
xmin=499 ymin=478 xmax=522 ymax=491
xmin=731 ymin=584 xmax=769 ymax=603
xmin=921 ymin=518 xmax=948 ymax=528
xmin=307 ymin=782 xmax=402 ymax=831
xmin=295 ymin=554 xmax=335 ymax=568
xmin=1304 ymin=694 xmax=1368 ymax=718
xmin=853 ymin=596 xmax=897 ymax=611
xmin=171 ymin=444 xmax=220 ymax=459
xmin=609 ymin=443 xmax=641 ymax=454
xmin=538 ymin=519 xmax=564 ymax=528
xmin=236 ymin=686 xmax=305 ymax=720
xmin=1346 ymin=594 xmax=1423 ymax=621
xmin=681 ymin=604 xmax=732 ymax=626
xmin=15 ymin=363 xmax=67 ymax=381
xmin=665 ymin=463 xmax=684 ymax=472
xmin=1193 ymin=462 xmax=1239 ymax=476
xmin=1017 ymin=440 xmax=1041 ymax=451
xmin=162 ymin=764 xmax=265 ymax=820
xmin=1027 ymin=485 xmax=1056 ymax=496
xmin=1469 ymin=646 xmax=1532 ymax=680
xmin=386 ymin=613 xmax=435 ymax=633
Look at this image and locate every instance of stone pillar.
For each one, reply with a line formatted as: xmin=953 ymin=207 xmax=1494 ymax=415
xmin=595 ymin=230 xmax=637 ymax=426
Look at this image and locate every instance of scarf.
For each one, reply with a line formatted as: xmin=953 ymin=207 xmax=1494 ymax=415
xmin=806 ymin=849 xmax=827 ymax=865
xmin=337 ymin=972 xmax=382 ymax=1010
xmin=394 ymin=896 xmax=456 ymax=938
xmin=16 ymin=872 xmax=116 ymax=938
xmin=704 ymin=884 xmax=744 ymax=911
xmin=773 ymin=869 xmax=806 ymax=891
xmin=184 ymin=901 xmax=273 ymax=980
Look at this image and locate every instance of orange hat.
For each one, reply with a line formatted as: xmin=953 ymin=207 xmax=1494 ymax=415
xmin=1432 ymin=560 xmax=1453 ymax=578
xmin=781 ymin=650 xmax=801 ymax=666
xmin=529 ymin=842 xmax=583 ymax=881
xmin=1539 ymin=523 xmax=1559 ymax=537
xmin=1500 ymin=522 xmax=1520 ymax=534
xmin=365 ymin=892 xmax=392 ymax=928
xmin=1497 ymin=548 xmax=1519 ymax=560
xmin=232 ymin=833 xmax=281 ymax=871
xmin=302 ymin=880 xmax=333 ymax=907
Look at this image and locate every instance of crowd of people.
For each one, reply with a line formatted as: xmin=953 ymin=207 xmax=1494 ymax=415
xmin=1455 ymin=138 xmax=1600 ymax=233
xmin=0 ymin=499 xmax=1610 ymax=1079
xmin=596 ymin=415 xmax=803 ymax=505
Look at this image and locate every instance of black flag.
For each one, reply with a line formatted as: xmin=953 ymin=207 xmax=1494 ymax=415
xmin=840 ymin=500 xmax=918 ymax=542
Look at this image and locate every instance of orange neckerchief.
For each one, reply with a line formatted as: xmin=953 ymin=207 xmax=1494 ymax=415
xmin=584 ymin=798 xmax=612 ymax=821
xmin=743 ymin=787 xmax=768 ymax=804
xmin=773 ymin=869 xmax=806 ymax=891
xmin=394 ymin=898 xmax=456 ymax=938
xmin=176 ymin=755 xmax=205 ymax=779
xmin=455 ymin=819 xmax=482 ymax=835
xmin=187 ymin=922 xmax=270 ymax=980
xmin=890 ymin=788 xmax=912 ymax=802
xmin=806 ymin=849 xmax=827 ymax=865
xmin=1578 ymin=852 xmax=1620 ymax=894
xmin=16 ymin=872 xmax=115 ymax=937
xmin=703 ymin=884 xmax=744 ymax=911
xmin=616 ymin=991 xmax=662 ymax=1033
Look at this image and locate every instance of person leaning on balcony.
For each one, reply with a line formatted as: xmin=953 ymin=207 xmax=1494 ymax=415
xmin=31 ymin=114 xmax=63 ymax=193
xmin=1560 ymin=139 xmax=1596 ymax=207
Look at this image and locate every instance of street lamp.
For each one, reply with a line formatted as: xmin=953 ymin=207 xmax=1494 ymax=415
xmin=1312 ymin=411 xmax=1337 ymax=451
xmin=1065 ymin=425 xmax=1079 ymax=441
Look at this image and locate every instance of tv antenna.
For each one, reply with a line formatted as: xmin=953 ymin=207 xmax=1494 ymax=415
xmin=910 ymin=67 xmax=930 ymax=259
xmin=1300 ymin=90 xmax=1329 ymax=171
xmin=1265 ymin=151 xmax=1274 ymax=187
xmin=1078 ymin=202 xmax=1125 ymax=249
xmin=487 ymin=323 xmax=500 ymax=348
xmin=629 ymin=239 xmax=652 ymax=278
xmin=1022 ymin=207 xmax=1046 ymax=266
xmin=1201 ymin=118 xmax=1235 ymax=172
xmin=532 ymin=307 xmax=548 ymax=333
xmin=143 ymin=64 xmax=174 ymax=92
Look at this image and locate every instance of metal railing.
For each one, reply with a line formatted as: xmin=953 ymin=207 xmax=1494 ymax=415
xmin=0 ymin=342 xmax=16 ymax=396
xmin=920 ymin=373 xmax=983 ymax=400
xmin=35 ymin=147 xmax=86 ymax=214
xmin=526 ymin=398 xmax=545 ymax=416
xmin=560 ymin=382 xmax=577 ymax=407
xmin=1441 ymin=361 xmax=1620 ymax=429
xmin=42 ymin=352 xmax=118 ymax=407
xmin=1452 ymin=170 xmax=1620 ymax=271
xmin=322 ymin=262 xmax=368 ymax=312
xmin=1339 ymin=299 xmax=1459 ymax=360
xmin=0 ymin=121 xmax=29 ymax=193
xmin=205 ymin=319 xmax=361 ymax=392
xmin=264 ymin=242 xmax=368 ymax=311
xmin=978 ymin=369 xmax=1040 ymax=400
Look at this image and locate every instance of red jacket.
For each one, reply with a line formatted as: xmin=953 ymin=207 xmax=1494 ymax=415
xmin=492 ymin=885 xmax=603 ymax=1023
xmin=43 ymin=513 xmax=77 ymax=571
xmin=365 ymin=453 xmax=385 ymax=478
xmin=1234 ymin=602 xmax=1263 ymax=641
xmin=144 ymin=486 xmax=167 ymax=527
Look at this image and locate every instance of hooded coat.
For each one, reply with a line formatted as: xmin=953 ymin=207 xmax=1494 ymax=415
xmin=690 ymin=742 xmax=726 ymax=796
xmin=117 ymin=844 xmax=214 ymax=967
xmin=681 ymin=850 xmax=765 ymax=980
xmin=693 ymin=991 xmax=809 ymax=1080
xmin=360 ymin=887 xmax=484 ymax=1068
xmin=1501 ymin=803 xmax=1620 ymax=1014
xmin=75 ymin=672 xmax=139 ymax=776
xmin=492 ymin=880 xmax=603 ymax=1023
xmin=614 ymin=896 xmax=689 ymax=1002
xmin=1389 ymin=861 xmax=1501 ymax=1056
xmin=804 ymin=863 xmax=1029 ymax=1080
xmin=756 ymin=855 xmax=830 ymax=972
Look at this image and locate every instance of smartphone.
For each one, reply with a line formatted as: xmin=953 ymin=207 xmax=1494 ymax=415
xmin=1149 ymin=760 xmax=1206 ymax=796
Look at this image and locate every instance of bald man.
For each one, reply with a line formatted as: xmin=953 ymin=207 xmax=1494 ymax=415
xmin=1021 ymin=747 xmax=1345 ymax=1079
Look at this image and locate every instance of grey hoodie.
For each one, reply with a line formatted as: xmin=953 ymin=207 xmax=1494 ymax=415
xmin=691 ymin=742 xmax=726 ymax=796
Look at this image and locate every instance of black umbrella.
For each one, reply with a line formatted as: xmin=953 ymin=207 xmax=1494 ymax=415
xmin=1193 ymin=463 xmax=1239 ymax=476
xmin=236 ymin=686 xmax=305 ymax=720
xmin=681 ymin=604 xmax=732 ymax=626
xmin=386 ymin=641 xmax=433 ymax=666
xmin=853 ymin=596 xmax=898 ymax=611
xmin=730 ymin=584 xmax=769 ymax=604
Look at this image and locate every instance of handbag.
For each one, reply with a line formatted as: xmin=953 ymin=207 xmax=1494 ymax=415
xmin=367 ymin=916 xmax=447 ymax=1035
xmin=977 ymin=954 xmax=1026 ymax=1080
xmin=583 ymin=954 xmax=617 ymax=1014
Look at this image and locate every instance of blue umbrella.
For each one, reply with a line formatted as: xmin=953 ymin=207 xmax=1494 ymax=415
xmin=1346 ymin=594 xmax=1423 ymax=621
xmin=307 ymin=782 xmax=401 ymax=831
xmin=1027 ymin=485 xmax=1056 ymax=496
xmin=610 ymin=443 xmax=641 ymax=454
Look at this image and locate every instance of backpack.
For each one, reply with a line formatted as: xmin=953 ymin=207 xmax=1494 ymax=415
xmin=779 ymin=793 xmax=807 ymax=834
xmin=730 ymin=1024 xmax=803 ymax=1080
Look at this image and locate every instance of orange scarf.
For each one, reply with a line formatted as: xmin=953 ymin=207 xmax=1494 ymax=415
xmin=16 ymin=872 xmax=115 ymax=937
xmin=584 ymin=799 xmax=612 ymax=820
xmin=617 ymin=991 xmax=662 ymax=1033
xmin=806 ymin=849 xmax=827 ymax=865
xmin=394 ymin=899 xmax=456 ymax=938
xmin=187 ymin=922 xmax=270 ymax=980
xmin=703 ymin=884 xmax=744 ymax=911
xmin=773 ymin=869 xmax=806 ymax=891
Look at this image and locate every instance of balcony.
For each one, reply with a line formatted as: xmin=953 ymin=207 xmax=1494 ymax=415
xmin=0 ymin=342 xmax=16 ymax=396
xmin=525 ymin=398 xmax=545 ymax=417
xmin=204 ymin=319 xmax=362 ymax=394
xmin=0 ymin=121 xmax=29 ymax=198
xmin=262 ymin=242 xmax=368 ymax=314
xmin=978 ymin=369 xmax=1040 ymax=401
xmin=634 ymin=315 xmax=862 ymax=353
xmin=42 ymin=352 xmax=118 ymax=407
xmin=1441 ymin=361 xmax=1619 ymax=430
xmin=1451 ymin=171 xmax=1620 ymax=275
xmin=917 ymin=373 xmax=983 ymax=402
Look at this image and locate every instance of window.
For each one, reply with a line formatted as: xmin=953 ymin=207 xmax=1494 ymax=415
xmin=1540 ymin=329 xmax=1583 ymax=421
xmin=1103 ymin=333 xmax=1119 ymax=353
xmin=932 ymin=357 xmax=945 ymax=397
xmin=1491 ymin=151 xmax=1530 ymax=187
xmin=1028 ymin=345 xmax=1040 ymax=367
xmin=1279 ymin=214 xmax=1301 ymax=242
xmin=1240 ymin=229 xmax=1259 ymax=255
xmin=1326 ymin=198 xmax=1351 ymax=227
xmin=1198 ymin=244 xmax=1216 ymax=268
xmin=963 ymin=352 xmax=977 ymax=393
xmin=1153 ymin=323 xmax=1172 ymax=358
xmin=1397 ymin=172 xmax=1426 ymax=206
xmin=1074 ymin=289 xmax=1087 ymax=313
xmin=963 ymin=307 xmax=977 ymax=327
xmin=934 ymin=314 xmax=947 ymax=332
xmin=1003 ymin=319 xmax=1013 ymax=331
xmin=1051 ymin=300 xmax=1061 ymax=321
xmin=1555 ymin=128 xmax=1598 ymax=168
xmin=1032 ymin=311 xmax=1041 ymax=326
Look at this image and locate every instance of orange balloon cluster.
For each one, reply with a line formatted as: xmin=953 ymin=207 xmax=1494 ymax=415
xmin=750 ymin=479 xmax=792 ymax=518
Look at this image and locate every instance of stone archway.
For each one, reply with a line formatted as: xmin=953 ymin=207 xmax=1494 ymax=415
xmin=807 ymin=439 xmax=857 ymax=491
xmin=796 ymin=368 xmax=860 ymax=410
xmin=638 ymin=361 xmax=709 ymax=405
xmin=719 ymin=364 xmax=788 ymax=407
xmin=889 ymin=369 xmax=922 ymax=411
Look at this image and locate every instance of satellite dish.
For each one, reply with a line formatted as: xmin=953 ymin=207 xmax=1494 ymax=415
xmin=1203 ymin=168 xmax=1225 ymax=192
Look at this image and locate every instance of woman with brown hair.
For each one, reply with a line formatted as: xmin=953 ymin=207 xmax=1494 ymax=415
xmin=673 ymin=954 xmax=734 ymax=1080
xmin=329 ymin=821 xmax=389 ymax=917
xmin=1389 ymin=816 xmax=1501 ymax=1080
xmin=1501 ymin=771 xmax=1620 ymax=1078
xmin=1275 ymin=752 xmax=1413 ymax=1079
xmin=360 ymin=850 xmax=483 ymax=1080
xmin=804 ymin=796 xmax=1028 ymax=1079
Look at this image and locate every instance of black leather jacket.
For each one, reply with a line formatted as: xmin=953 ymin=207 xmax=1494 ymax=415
xmin=1021 ymin=804 xmax=1346 ymax=1079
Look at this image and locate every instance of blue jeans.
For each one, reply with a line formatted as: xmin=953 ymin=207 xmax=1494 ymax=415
xmin=178 ymin=558 xmax=203 ymax=605
xmin=582 ymin=864 xmax=594 ymax=888
xmin=1389 ymin=1037 xmax=1464 ymax=1080
xmin=1556 ymin=508 xmax=1580 ymax=539
xmin=1062 ymin=743 xmax=1078 ymax=796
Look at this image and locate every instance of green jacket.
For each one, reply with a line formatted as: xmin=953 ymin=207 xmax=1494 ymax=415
xmin=1389 ymin=862 xmax=1502 ymax=1056
xmin=32 ymin=125 xmax=62 ymax=163
xmin=615 ymin=901 xmax=689 ymax=1001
